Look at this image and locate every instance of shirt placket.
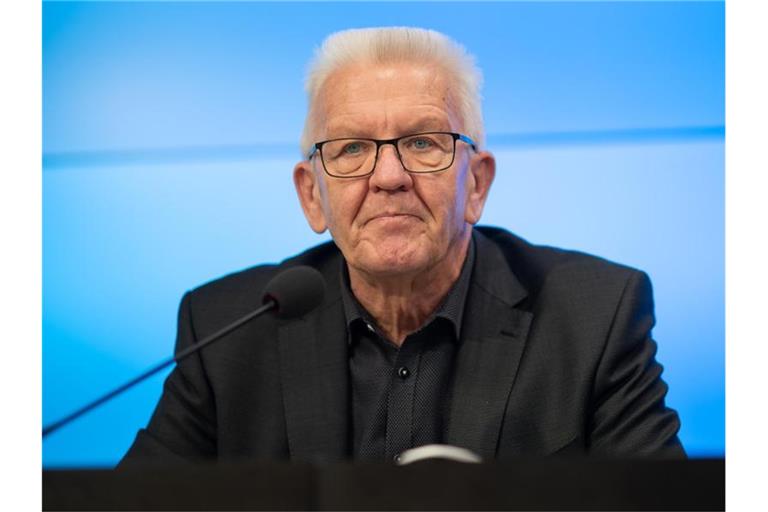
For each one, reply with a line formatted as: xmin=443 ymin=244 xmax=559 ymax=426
xmin=385 ymin=341 xmax=421 ymax=463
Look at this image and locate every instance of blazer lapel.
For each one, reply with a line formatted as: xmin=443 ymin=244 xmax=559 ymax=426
xmin=277 ymin=263 xmax=349 ymax=463
xmin=445 ymin=231 xmax=533 ymax=459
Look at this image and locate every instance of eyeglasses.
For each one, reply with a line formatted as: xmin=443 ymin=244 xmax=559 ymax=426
xmin=308 ymin=131 xmax=477 ymax=178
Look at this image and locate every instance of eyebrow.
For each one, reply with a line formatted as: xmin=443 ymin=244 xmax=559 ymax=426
xmin=324 ymin=116 xmax=452 ymax=140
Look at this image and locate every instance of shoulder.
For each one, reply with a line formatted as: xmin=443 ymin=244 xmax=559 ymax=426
xmin=183 ymin=240 xmax=342 ymax=324
xmin=475 ymin=226 xmax=650 ymax=308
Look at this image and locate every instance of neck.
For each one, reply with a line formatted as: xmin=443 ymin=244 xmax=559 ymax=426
xmin=348 ymin=234 xmax=471 ymax=346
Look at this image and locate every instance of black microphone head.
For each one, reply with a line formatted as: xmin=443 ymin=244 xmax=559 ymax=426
xmin=262 ymin=265 xmax=326 ymax=319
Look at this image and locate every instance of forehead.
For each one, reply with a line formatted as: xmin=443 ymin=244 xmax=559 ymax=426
xmin=315 ymin=61 xmax=461 ymax=138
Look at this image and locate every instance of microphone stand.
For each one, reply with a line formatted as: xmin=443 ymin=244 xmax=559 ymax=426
xmin=42 ymin=300 xmax=276 ymax=438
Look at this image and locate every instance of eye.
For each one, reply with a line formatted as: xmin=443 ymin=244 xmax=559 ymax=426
xmin=409 ymin=137 xmax=434 ymax=150
xmin=343 ymin=142 xmax=364 ymax=155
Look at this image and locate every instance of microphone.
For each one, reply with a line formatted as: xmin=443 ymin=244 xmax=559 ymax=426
xmin=42 ymin=265 xmax=326 ymax=438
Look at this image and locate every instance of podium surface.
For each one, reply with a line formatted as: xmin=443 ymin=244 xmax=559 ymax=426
xmin=43 ymin=458 xmax=724 ymax=511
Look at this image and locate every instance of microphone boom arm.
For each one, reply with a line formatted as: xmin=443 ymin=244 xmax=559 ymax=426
xmin=42 ymin=299 xmax=277 ymax=438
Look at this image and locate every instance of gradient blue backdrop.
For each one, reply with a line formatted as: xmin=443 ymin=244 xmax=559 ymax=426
xmin=42 ymin=1 xmax=724 ymax=467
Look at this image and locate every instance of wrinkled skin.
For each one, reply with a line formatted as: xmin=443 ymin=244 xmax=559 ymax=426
xmin=293 ymin=61 xmax=495 ymax=343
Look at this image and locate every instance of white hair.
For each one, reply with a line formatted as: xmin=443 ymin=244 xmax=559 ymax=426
xmin=300 ymin=27 xmax=485 ymax=157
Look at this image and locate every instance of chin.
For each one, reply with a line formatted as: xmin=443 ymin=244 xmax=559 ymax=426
xmin=355 ymin=240 xmax=433 ymax=277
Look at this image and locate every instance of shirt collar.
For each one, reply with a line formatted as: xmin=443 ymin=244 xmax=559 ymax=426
xmin=339 ymin=233 xmax=476 ymax=343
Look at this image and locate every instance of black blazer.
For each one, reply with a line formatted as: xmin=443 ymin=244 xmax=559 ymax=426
xmin=121 ymin=227 xmax=684 ymax=464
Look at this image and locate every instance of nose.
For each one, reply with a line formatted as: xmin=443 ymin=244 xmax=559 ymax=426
xmin=368 ymin=143 xmax=413 ymax=192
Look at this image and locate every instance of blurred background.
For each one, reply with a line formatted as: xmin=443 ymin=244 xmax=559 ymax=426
xmin=42 ymin=1 xmax=724 ymax=466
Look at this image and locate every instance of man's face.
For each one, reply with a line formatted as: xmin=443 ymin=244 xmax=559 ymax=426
xmin=294 ymin=61 xmax=495 ymax=279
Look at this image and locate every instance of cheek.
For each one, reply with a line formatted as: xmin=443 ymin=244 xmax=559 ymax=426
xmin=322 ymin=181 xmax=367 ymax=234
xmin=444 ymin=170 xmax=469 ymax=228
xmin=419 ymin=181 xmax=465 ymax=237
xmin=455 ymin=173 xmax=469 ymax=213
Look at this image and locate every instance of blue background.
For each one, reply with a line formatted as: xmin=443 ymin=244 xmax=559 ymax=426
xmin=42 ymin=1 xmax=724 ymax=466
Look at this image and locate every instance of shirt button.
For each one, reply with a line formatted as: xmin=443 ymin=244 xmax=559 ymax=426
xmin=397 ymin=366 xmax=410 ymax=379
xmin=365 ymin=322 xmax=375 ymax=333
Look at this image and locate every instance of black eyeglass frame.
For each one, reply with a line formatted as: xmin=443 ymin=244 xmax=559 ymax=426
xmin=307 ymin=131 xmax=477 ymax=179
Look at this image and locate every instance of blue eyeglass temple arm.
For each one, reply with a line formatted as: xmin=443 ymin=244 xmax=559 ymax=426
xmin=457 ymin=134 xmax=477 ymax=151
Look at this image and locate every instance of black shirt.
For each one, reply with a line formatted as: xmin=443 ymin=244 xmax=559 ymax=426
xmin=340 ymin=237 xmax=475 ymax=462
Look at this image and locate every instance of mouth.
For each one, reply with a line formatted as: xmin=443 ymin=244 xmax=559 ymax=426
xmin=367 ymin=213 xmax=419 ymax=224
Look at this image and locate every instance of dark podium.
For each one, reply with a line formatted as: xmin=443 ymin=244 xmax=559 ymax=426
xmin=43 ymin=458 xmax=724 ymax=511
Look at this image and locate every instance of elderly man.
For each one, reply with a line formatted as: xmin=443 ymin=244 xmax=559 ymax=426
xmin=121 ymin=27 xmax=683 ymax=464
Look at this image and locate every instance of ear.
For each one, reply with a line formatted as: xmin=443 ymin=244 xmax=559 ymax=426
xmin=293 ymin=160 xmax=328 ymax=233
xmin=464 ymin=150 xmax=496 ymax=225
